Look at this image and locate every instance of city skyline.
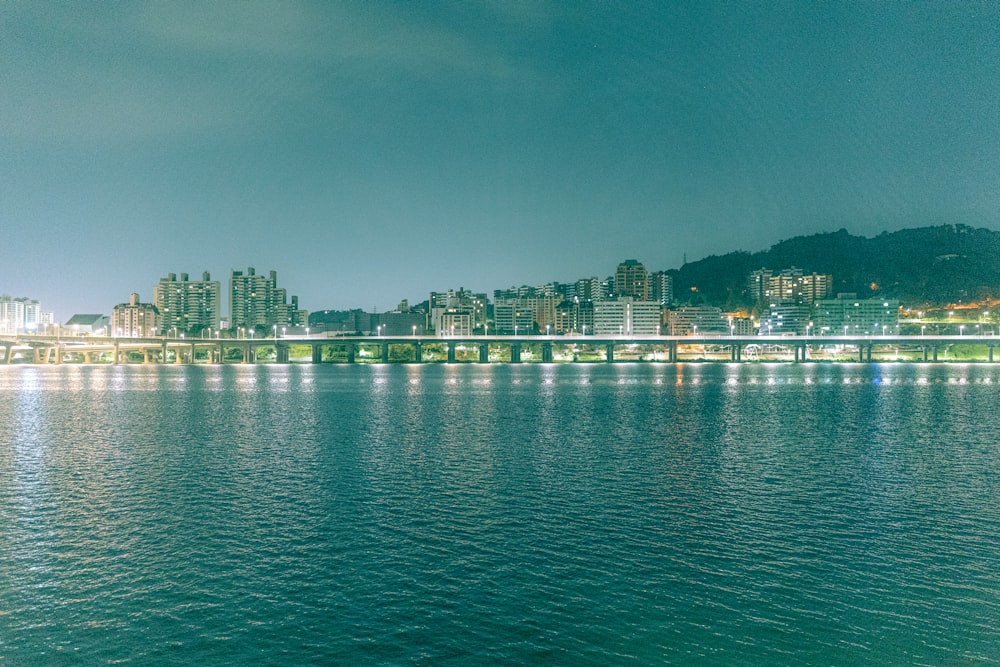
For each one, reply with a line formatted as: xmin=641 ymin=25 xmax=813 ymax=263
xmin=3 ymin=3 xmax=998 ymax=319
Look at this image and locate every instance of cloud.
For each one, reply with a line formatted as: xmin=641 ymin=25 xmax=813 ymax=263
xmin=0 ymin=2 xmax=547 ymax=144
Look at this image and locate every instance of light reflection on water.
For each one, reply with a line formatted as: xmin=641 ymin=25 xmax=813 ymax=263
xmin=0 ymin=363 xmax=998 ymax=665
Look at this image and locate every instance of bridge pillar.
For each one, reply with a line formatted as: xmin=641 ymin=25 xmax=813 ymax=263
xmin=53 ymin=345 xmax=62 ymax=365
xmin=215 ymin=343 xmax=223 ymax=364
xmin=866 ymin=345 xmax=872 ymax=363
xmin=736 ymin=344 xmax=742 ymax=362
xmin=990 ymin=345 xmax=994 ymax=363
xmin=2 ymin=345 xmax=10 ymax=364
xmin=115 ymin=342 xmax=121 ymax=365
xmin=415 ymin=342 xmax=423 ymax=363
xmin=276 ymin=344 xmax=290 ymax=364
xmin=143 ymin=349 xmax=150 ymax=364
xmin=670 ymin=342 xmax=677 ymax=362
xmin=511 ymin=343 xmax=521 ymax=363
xmin=478 ymin=344 xmax=488 ymax=363
xmin=381 ymin=342 xmax=389 ymax=364
xmin=312 ymin=344 xmax=323 ymax=364
xmin=922 ymin=346 xmax=928 ymax=362
xmin=933 ymin=346 xmax=938 ymax=362
xmin=447 ymin=341 xmax=456 ymax=363
xmin=605 ymin=343 xmax=614 ymax=363
xmin=35 ymin=347 xmax=44 ymax=364
xmin=345 ymin=343 xmax=355 ymax=364
xmin=542 ymin=342 xmax=553 ymax=363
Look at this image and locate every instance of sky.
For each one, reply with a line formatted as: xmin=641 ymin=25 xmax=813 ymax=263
xmin=2 ymin=1 xmax=998 ymax=319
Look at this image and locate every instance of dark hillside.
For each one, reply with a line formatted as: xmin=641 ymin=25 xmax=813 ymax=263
xmin=669 ymin=225 xmax=1000 ymax=307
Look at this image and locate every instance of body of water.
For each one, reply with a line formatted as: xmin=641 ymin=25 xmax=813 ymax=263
xmin=1 ymin=363 xmax=998 ymax=664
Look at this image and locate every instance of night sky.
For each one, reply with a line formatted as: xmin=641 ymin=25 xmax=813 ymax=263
xmin=3 ymin=2 xmax=998 ymax=319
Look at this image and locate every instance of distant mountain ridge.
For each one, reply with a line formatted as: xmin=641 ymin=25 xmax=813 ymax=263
xmin=669 ymin=225 xmax=1000 ymax=308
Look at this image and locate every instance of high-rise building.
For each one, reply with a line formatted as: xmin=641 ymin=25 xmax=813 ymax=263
xmin=229 ymin=267 xmax=307 ymax=332
xmin=615 ymin=260 xmax=649 ymax=301
xmin=0 ymin=295 xmax=53 ymax=334
xmin=111 ymin=293 xmax=160 ymax=337
xmin=492 ymin=303 xmax=535 ymax=335
xmin=555 ymin=297 xmax=596 ymax=334
xmin=493 ymin=294 xmax=561 ymax=333
xmin=154 ymin=272 xmax=221 ymax=335
xmin=747 ymin=267 xmax=832 ymax=304
xmin=650 ymin=271 xmax=674 ymax=305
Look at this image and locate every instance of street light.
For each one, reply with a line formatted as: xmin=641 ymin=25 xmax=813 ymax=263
xmin=960 ymin=325 xmax=965 ymax=336
xmin=250 ymin=329 xmax=255 ymax=339
xmin=412 ymin=325 xmax=416 ymax=337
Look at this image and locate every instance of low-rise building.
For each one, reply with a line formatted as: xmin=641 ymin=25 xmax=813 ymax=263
xmin=593 ymin=298 xmax=661 ymax=335
xmin=813 ymin=294 xmax=899 ymax=335
xmin=759 ymin=303 xmax=812 ymax=335
xmin=666 ymin=306 xmax=729 ymax=335
xmin=65 ymin=314 xmax=109 ymax=336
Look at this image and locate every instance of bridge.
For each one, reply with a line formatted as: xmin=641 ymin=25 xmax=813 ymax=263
xmin=1 ymin=333 xmax=997 ymax=365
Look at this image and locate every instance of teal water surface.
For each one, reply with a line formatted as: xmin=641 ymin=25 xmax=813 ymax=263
xmin=1 ymin=363 xmax=998 ymax=664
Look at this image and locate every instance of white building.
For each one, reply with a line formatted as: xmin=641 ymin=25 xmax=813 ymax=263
xmin=0 ymin=295 xmax=54 ymax=334
xmin=593 ymin=298 xmax=661 ymax=335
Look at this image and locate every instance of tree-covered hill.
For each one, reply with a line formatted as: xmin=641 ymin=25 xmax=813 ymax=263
xmin=668 ymin=225 xmax=1000 ymax=308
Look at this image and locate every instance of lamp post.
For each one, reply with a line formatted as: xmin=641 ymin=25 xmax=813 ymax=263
xmin=412 ymin=325 xmax=416 ymax=337
xmin=960 ymin=325 xmax=965 ymax=336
